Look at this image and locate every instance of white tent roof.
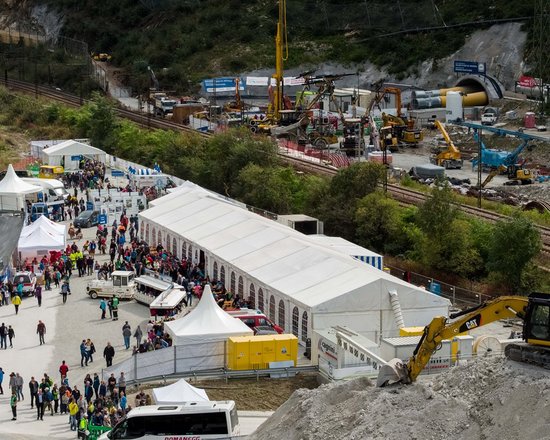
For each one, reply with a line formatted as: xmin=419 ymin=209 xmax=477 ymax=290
xmin=18 ymin=226 xmax=65 ymax=251
xmin=0 ymin=164 xmax=42 ymax=195
xmin=42 ymin=140 xmax=106 ymax=157
xmin=143 ymin=184 xmax=450 ymax=315
xmin=20 ymin=215 xmax=66 ymax=239
xmin=152 ymin=379 xmax=209 ymax=404
xmin=165 ymin=285 xmax=253 ymax=345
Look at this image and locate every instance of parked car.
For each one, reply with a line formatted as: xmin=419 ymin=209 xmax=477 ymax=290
xmin=227 ymin=308 xmax=284 ymax=334
xmin=74 ymin=210 xmax=99 ymax=228
xmin=13 ymin=271 xmax=37 ymax=296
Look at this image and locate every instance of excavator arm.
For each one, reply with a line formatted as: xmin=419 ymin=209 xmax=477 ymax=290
xmin=377 ymin=296 xmax=528 ymax=386
xmin=434 ymin=120 xmax=459 ymax=154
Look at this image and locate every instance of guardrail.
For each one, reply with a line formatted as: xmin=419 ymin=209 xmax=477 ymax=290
xmin=125 ymin=365 xmax=319 ymax=388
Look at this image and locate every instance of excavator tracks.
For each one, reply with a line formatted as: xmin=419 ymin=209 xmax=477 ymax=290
xmin=504 ymin=343 xmax=550 ymax=369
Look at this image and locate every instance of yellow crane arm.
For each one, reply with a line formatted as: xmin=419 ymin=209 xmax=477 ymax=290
xmin=378 ymin=296 xmax=528 ymax=386
xmin=406 ymin=296 xmax=528 ymax=383
xmin=435 ymin=120 xmax=460 ymax=154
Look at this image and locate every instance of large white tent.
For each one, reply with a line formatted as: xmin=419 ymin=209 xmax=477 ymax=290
xmin=165 ymin=285 xmax=253 ymax=345
xmin=0 ymin=164 xmax=41 ymax=210
xmin=140 ymin=183 xmax=451 ymax=359
xmin=152 ymin=379 xmax=209 ymax=404
xmin=42 ymin=140 xmax=106 ymax=171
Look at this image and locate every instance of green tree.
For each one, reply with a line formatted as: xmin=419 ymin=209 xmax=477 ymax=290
xmin=416 ymin=181 xmax=458 ymax=237
xmin=486 ymin=215 xmax=542 ymax=293
xmin=354 ymin=191 xmax=404 ymax=254
xmin=85 ymin=93 xmax=118 ymax=153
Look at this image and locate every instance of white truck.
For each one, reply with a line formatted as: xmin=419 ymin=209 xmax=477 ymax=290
xmin=86 ymin=270 xmax=136 ymax=299
xmin=481 ymin=108 xmax=498 ymax=126
xmin=154 ymin=96 xmax=177 ymax=118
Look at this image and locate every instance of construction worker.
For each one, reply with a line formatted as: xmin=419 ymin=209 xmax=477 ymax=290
xmin=78 ymin=413 xmax=88 ymax=439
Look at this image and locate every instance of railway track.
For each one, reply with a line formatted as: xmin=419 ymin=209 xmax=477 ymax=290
xmin=6 ymin=78 xmax=550 ymax=256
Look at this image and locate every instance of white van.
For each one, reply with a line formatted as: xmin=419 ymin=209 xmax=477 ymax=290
xmin=22 ymin=177 xmax=69 ymax=202
xmin=99 ymin=401 xmax=240 ymax=440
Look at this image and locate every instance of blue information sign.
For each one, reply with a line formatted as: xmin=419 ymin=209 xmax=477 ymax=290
xmin=454 ymin=60 xmax=486 ymax=74
xmin=86 ymin=201 xmax=94 ymax=211
xmin=111 ymin=170 xmax=125 ymax=177
xmin=71 ymin=155 xmax=82 ymax=161
xmin=98 ymin=214 xmax=107 ymax=225
xmin=202 ymin=77 xmax=245 ymax=93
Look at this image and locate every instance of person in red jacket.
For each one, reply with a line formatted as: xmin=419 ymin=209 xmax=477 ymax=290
xmin=59 ymin=361 xmax=69 ymax=382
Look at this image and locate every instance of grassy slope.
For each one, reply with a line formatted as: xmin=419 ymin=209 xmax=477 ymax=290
xmin=39 ymin=0 xmax=535 ymax=92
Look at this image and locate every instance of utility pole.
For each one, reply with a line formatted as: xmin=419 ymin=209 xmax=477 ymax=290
xmin=534 ymin=0 xmax=549 ymax=116
xmin=477 ymin=129 xmax=482 ymax=209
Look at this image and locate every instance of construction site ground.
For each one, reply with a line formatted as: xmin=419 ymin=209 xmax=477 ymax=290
xmin=126 ymin=373 xmax=320 ymax=411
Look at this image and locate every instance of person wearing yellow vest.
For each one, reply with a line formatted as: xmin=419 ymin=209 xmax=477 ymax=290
xmin=12 ymin=295 xmax=21 ymax=315
xmin=78 ymin=413 xmax=88 ymax=439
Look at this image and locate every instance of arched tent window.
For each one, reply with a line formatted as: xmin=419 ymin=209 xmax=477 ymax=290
xmin=269 ymin=296 xmax=276 ymax=321
xmin=220 ymin=266 xmax=226 ymax=285
xmin=258 ymin=288 xmax=264 ymax=312
xmin=230 ymin=272 xmax=236 ymax=294
xmin=145 ymin=224 xmax=150 ymax=243
xmin=213 ymin=262 xmax=218 ymax=281
xmin=182 ymin=242 xmax=187 ymax=259
xmin=292 ymin=307 xmax=299 ymax=337
xmin=238 ymin=276 xmax=243 ymax=297
xmin=249 ymin=284 xmax=255 ymax=308
xmin=151 ymin=227 xmax=156 ymax=244
xmin=301 ymin=311 xmax=308 ymax=342
xmin=204 ymin=255 xmax=209 ymax=277
xmin=140 ymin=222 xmax=145 ymax=239
xmin=157 ymin=230 xmax=162 ymax=246
xmin=172 ymin=238 xmax=177 ymax=256
xmin=188 ymin=245 xmax=193 ymax=260
xmin=278 ymin=300 xmax=285 ymax=329
xmin=166 ymin=234 xmax=171 ymax=252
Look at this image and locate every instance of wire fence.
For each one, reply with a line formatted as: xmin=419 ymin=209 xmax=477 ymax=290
xmin=385 ymin=263 xmax=494 ymax=309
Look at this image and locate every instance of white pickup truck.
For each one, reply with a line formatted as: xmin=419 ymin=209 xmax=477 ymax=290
xmin=86 ymin=270 xmax=136 ymax=299
xmin=481 ymin=109 xmax=498 ymax=126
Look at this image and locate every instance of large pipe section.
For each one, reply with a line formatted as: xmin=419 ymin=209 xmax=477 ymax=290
xmin=412 ymin=91 xmax=488 ymax=109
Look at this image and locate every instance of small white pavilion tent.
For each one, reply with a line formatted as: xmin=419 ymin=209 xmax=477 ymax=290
xmin=18 ymin=226 xmax=65 ymax=259
xmin=152 ymin=379 xmax=209 ymax=404
xmin=20 ymin=215 xmax=66 ymax=243
xmin=165 ymin=285 xmax=253 ymax=345
xmin=0 ymin=164 xmax=41 ymax=210
xmin=42 ymin=140 xmax=106 ymax=171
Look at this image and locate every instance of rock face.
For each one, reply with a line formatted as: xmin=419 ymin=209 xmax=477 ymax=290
xmin=0 ymin=1 xmax=64 ymax=41
xmin=250 ymin=357 xmax=550 ymax=440
xmin=245 ymin=22 xmax=527 ymax=92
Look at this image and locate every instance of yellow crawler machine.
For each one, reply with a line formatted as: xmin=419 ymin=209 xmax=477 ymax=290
xmin=430 ymin=120 xmax=463 ymax=169
xmin=377 ymin=293 xmax=550 ymax=386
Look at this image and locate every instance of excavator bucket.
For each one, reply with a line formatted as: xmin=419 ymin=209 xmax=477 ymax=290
xmin=376 ymin=358 xmax=411 ymax=387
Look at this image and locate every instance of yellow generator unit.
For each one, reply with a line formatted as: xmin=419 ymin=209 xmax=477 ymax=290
xmin=227 ymin=334 xmax=298 ymax=370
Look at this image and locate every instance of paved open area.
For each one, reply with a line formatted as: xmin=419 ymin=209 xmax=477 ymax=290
xmin=0 ymin=222 xmax=155 ymax=439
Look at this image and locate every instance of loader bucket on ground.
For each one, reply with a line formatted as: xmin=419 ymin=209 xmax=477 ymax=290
xmin=376 ymin=358 xmax=411 ymax=387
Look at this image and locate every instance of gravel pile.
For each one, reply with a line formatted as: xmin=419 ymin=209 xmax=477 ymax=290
xmin=250 ymin=358 xmax=550 ymax=440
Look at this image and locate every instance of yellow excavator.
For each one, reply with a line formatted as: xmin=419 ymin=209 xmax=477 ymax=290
xmin=429 ymin=120 xmax=463 ymax=169
xmin=377 ymin=292 xmax=550 ymax=387
xmin=378 ymin=87 xmax=423 ymax=145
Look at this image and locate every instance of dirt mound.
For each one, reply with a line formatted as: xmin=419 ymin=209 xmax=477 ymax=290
xmin=250 ymin=358 xmax=550 ymax=440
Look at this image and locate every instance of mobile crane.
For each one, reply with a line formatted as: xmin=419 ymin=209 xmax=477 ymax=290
xmin=377 ymin=292 xmax=550 ymax=387
xmin=429 ymin=120 xmax=463 ymax=169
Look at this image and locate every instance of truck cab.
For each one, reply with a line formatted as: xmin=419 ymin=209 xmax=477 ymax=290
xmin=86 ymin=270 xmax=136 ymax=299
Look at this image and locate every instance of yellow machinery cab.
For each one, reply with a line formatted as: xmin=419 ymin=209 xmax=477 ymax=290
xmin=38 ymin=165 xmax=64 ymax=179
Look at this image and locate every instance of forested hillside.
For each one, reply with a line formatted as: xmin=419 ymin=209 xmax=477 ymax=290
xmin=32 ymin=0 xmax=536 ymax=92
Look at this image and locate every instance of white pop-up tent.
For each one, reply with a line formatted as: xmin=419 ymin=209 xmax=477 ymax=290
xmin=165 ymin=285 xmax=253 ymax=345
xmin=20 ymin=215 xmax=66 ymax=243
xmin=18 ymin=226 xmax=65 ymax=259
xmin=42 ymin=140 xmax=106 ymax=171
xmin=152 ymin=379 xmax=209 ymax=404
xmin=0 ymin=164 xmax=41 ymax=210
